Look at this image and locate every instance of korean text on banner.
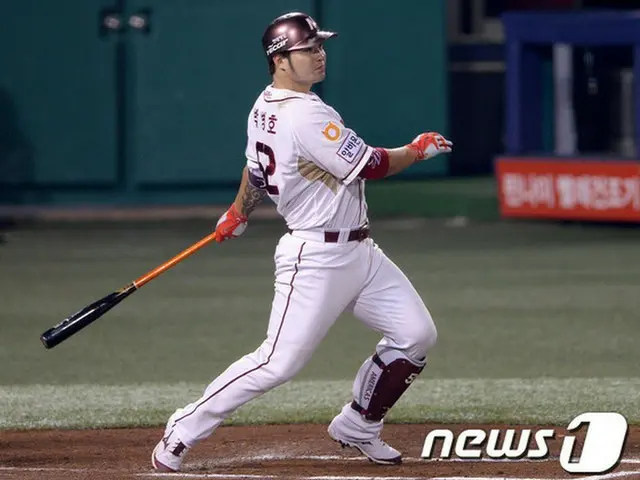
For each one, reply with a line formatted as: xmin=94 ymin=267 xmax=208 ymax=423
xmin=495 ymin=158 xmax=640 ymax=222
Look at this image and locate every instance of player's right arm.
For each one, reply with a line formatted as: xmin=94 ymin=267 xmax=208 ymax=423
xmin=360 ymin=133 xmax=454 ymax=179
xmin=292 ymin=102 xmax=452 ymax=182
xmin=292 ymin=103 xmax=374 ymax=185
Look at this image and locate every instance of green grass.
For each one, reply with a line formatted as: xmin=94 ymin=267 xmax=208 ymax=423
xmin=366 ymin=177 xmax=499 ymax=220
xmin=1 ymin=218 xmax=639 ymax=428
xmin=3 ymin=378 xmax=639 ymax=430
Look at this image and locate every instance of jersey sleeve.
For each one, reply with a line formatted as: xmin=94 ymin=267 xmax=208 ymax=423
xmin=245 ymin=116 xmax=268 ymax=190
xmin=245 ymin=114 xmax=259 ymax=169
xmin=292 ymin=103 xmax=372 ymax=185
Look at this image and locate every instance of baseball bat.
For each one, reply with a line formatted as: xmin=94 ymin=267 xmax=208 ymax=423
xmin=40 ymin=231 xmax=218 ymax=349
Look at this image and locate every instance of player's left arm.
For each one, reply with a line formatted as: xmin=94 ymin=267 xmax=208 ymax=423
xmin=214 ymin=167 xmax=267 ymax=243
xmin=233 ymin=166 xmax=267 ymax=216
xmin=359 ymin=133 xmax=453 ymax=180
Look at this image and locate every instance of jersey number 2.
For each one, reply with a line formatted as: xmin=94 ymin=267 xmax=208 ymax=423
xmin=256 ymin=141 xmax=279 ymax=195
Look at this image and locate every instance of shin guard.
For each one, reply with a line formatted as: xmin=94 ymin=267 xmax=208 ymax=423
xmin=351 ymin=350 xmax=424 ymax=422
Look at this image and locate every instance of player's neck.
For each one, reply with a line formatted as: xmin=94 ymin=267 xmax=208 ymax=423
xmin=272 ymin=76 xmax=312 ymax=94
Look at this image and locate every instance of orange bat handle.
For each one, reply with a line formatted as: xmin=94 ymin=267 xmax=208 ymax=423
xmin=133 ymin=232 xmax=217 ymax=288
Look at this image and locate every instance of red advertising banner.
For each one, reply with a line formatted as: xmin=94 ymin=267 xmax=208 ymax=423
xmin=495 ymin=158 xmax=640 ymax=222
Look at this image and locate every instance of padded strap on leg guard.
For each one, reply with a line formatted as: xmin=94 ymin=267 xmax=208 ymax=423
xmin=351 ymin=350 xmax=424 ymax=422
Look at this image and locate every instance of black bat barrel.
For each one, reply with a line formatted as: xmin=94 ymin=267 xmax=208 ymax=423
xmin=40 ymin=286 xmax=135 ymax=349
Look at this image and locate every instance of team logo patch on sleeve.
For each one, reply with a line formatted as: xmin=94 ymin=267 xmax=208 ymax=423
xmin=337 ymin=133 xmax=365 ymax=164
xmin=322 ymin=121 xmax=341 ymax=141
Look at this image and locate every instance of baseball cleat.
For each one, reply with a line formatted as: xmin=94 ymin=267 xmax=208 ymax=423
xmin=152 ymin=427 xmax=189 ymax=472
xmin=327 ymin=421 xmax=402 ymax=465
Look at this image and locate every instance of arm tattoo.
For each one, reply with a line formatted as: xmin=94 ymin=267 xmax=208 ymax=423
xmin=240 ymin=182 xmax=267 ymax=216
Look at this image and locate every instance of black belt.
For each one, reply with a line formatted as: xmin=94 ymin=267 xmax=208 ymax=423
xmin=289 ymin=226 xmax=370 ymax=243
xmin=324 ymin=227 xmax=370 ymax=243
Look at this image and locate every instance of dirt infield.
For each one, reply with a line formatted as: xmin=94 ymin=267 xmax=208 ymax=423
xmin=1 ymin=424 xmax=639 ymax=480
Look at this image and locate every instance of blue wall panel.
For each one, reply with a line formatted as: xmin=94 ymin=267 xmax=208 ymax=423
xmin=0 ymin=0 xmax=118 ymax=186
xmin=0 ymin=0 xmax=448 ymax=206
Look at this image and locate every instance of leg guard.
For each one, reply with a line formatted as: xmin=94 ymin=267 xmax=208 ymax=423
xmin=351 ymin=349 xmax=424 ymax=422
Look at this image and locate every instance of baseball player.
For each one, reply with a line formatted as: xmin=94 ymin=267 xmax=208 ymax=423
xmin=152 ymin=11 xmax=452 ymax=472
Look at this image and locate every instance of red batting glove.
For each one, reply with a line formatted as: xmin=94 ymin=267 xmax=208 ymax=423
xmin=215 ymin=204 xmax=248 ymax=242
xmin=406 ymin=132 xmax=453 ymax=161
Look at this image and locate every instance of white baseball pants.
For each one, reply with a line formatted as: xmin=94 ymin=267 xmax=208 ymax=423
xmin=171 ymin=231 xmax=437 ymax=445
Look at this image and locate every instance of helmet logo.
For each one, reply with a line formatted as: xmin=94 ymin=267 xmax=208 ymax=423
xmin=266 ymin=33 xmax=288 ymax=55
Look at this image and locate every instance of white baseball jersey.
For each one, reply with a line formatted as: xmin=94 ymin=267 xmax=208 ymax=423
xmin=245 ymin=85 xmax=373 ymax=230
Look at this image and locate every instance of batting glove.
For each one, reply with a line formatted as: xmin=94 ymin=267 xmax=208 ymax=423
xmin=215 ymin=204 xmax=248 ymax=242
xmin=406 ymin=132 xmax=453 ymax=161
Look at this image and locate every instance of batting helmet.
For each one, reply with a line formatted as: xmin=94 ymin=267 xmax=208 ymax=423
xmin=262 ymin=12 xmax=337 ymax=61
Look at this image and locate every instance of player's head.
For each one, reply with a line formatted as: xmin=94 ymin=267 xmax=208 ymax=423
xmin=262 ymin=12 xmax=337 ymax=87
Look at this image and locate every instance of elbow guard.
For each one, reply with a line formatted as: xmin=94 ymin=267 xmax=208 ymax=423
xmin=358 ymin=148 xmax=390 ymax=180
